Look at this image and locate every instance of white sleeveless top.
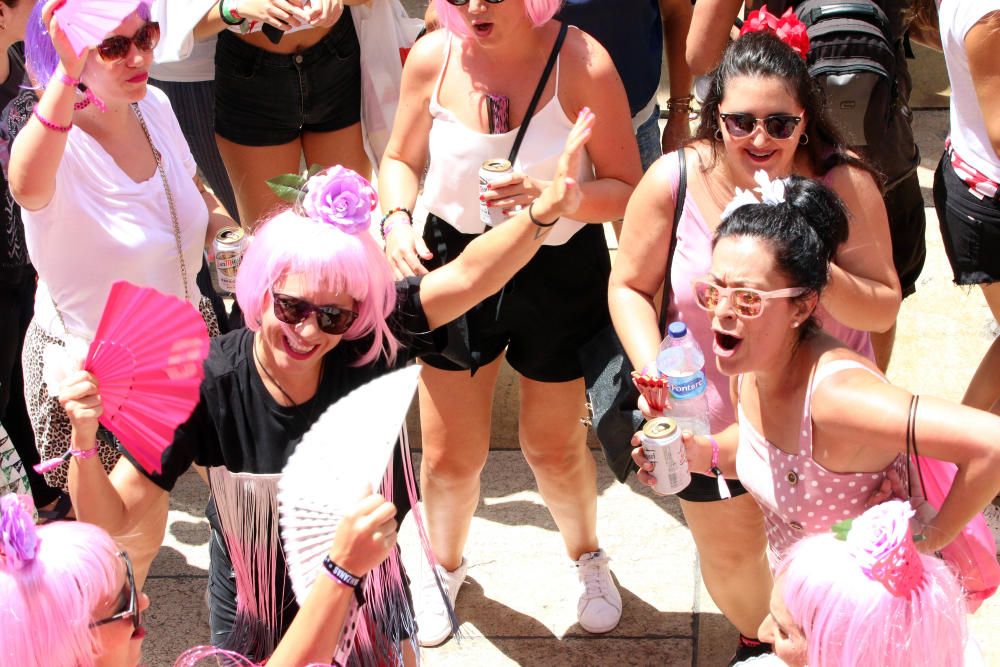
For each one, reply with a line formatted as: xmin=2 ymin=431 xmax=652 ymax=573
xmin=419 ymin=37 xmax=594 ymax=246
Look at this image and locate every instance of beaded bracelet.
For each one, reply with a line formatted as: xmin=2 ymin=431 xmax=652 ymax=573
xmin=33 ymin=108 xmax=72 ymax=133
xmin=379 ymin=207 xmax=412 ymax=239
xmin=527 ymin=201 xmax=558 ymax=228
xmin=322 ymin=555 xmax=361 ymax=588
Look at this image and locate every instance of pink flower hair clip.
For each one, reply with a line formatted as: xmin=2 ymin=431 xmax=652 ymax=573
xmin=0 ymin=493 xmax=39 ymax=571
xmin=739 ymin=7 xmax=811 ymax=60
xmin=267 ymin=165 xmax=378 ymax=236
xmin=834 ymin=500 xmax=926 ymax=598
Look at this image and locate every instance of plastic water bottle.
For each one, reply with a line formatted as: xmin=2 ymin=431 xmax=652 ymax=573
xmin=655 ymin=321 xmax=711 ymax=435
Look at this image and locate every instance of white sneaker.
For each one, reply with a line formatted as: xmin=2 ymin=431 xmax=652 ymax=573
xmin=414 ymin=557 xmax=467 ymax=647
xmin=983 ymin=502 xmax=1000 ymax=555
xmin=574 ymin=549 xmax=622 ymax=634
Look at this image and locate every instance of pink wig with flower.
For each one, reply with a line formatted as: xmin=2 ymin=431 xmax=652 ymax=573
xmin=433 ymin=0 xmax=562 ymax=37
xmin=0 ymin=496 xmax=120 ymax=667
xmin=235 ymin=166 xmax=399 ymax=367
xmin=777 ymin=501 xmax=968 ymax=667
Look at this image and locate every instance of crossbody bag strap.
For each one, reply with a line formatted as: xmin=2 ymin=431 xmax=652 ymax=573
xmin=507 ymin=22 xmax=569 ymax=164
xmin=132 ymin=103 xmax=191 ymax=303
xmin=657 ymin=148 xmax=687 ymax=333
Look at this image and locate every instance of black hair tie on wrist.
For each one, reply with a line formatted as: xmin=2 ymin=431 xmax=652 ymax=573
xmin=527 ymin=201 xmax=558 ymax=228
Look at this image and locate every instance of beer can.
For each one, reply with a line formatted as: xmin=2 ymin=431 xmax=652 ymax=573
xmin=479 ymin=158 xmax=513 ymax=227
xmin=213 ymin=226 xmax=246 ymax=294
xmin=639 ymin=417 xmax=691 ymax=495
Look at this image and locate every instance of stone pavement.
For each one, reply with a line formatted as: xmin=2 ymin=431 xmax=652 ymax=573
xmin=141 ymin=38 xmax=1000 ymax=667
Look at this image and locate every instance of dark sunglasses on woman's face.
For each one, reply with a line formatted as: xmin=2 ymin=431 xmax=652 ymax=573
xmin=97 ymin=21 xmax=160 ymax=62
xmin=445 ymin=0 xmax=505 ymax=5
xmin=720 ymin=112 xmax=803 ymax=140
xmin=90 ymin=551 xmax=140 ymax=632
xmin=271 ymin=291 xmax=359 ymax=335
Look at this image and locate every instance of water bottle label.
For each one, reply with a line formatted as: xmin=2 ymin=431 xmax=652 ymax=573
xmin=669 ymin=371 xmax=707 ymax=400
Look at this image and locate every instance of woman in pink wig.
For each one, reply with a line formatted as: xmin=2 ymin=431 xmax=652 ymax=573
xmin=379 ymin=0 xmax=642 ymax=645
xmin=733 ymin=500 xmax=976 ymax=666
xmin=61 ymin=111 xmax=595 ymax=665
xmin=0 ymin=491 xmax=399 ymax=667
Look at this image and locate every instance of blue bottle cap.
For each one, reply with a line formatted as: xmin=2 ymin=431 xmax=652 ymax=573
xmin=667 ymin=322 xmax=688 ymax=338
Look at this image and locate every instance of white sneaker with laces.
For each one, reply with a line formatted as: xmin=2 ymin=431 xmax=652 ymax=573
xmin=574 ymin=549 xmax=622 ymax=634
xmin=414 ymin=557 xmax=467 ymax=647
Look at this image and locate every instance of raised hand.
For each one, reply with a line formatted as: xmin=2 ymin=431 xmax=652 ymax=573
xmin=59 ymin=370 xmax=103 ymax=446
xmin=41 ymin=0 xmax=89 ymax=79
xmin=532 ymin=106 xmax=594 ymax=220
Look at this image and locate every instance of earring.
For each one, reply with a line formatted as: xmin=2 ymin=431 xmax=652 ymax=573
xmin=715 ymin=128 xmax=723 ymax=141
xmin=791 ymin=321 xmax=800 ymax=328
xmin=799 ymin=133 xmax=809 ymax=146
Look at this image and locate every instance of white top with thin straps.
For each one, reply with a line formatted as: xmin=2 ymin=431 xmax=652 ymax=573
xmin=418 ymin=36 xmax=594 ymax=246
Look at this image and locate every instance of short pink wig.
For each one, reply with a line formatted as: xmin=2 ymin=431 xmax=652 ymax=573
xmin=235 ymin=207 xmax=399 ymax=367
xmin=778 ymin=533 xmax=967 ymax=667
xmin=433 ymin=0 xmax=562 ymax=37
xmin=0 ymin=521 xmax=119 ymax=667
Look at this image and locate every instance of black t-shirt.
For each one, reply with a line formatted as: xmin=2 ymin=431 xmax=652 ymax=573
xmin=0 ymin=45 xmax=35 ymax=274
xmin=121 ymin=277 xmax=463 ymax=657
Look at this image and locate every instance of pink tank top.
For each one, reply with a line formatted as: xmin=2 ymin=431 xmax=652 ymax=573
xmin=660 ymin=151 xmax=875 ymax=431
xmin=734 ymin=360 xmax=907 ymax=569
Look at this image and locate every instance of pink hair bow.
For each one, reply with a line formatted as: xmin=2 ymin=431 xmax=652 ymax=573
xmin=739 ymin=6 xmax=811 ymax=60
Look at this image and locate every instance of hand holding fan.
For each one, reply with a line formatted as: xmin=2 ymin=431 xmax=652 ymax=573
xmin=277 ymin=365 xmax=421 ymax=605
xmin=54 ymin=0 xmax=148 ymax=57
xmin=35 ymin=280 xmax=209 ymax=476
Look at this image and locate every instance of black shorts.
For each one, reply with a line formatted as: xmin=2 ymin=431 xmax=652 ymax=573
xmin=884 ymin=171 xmax=927 ymax=298
xmin=214 ymin=10 xmax=361 ymax=146
xmin=420 ymin=214 xmax=611 ymax=383
xmin=676 ymin=471 xmax=748 ymax=502
xmin=933 ymin=154 xmax=1000 ymax=286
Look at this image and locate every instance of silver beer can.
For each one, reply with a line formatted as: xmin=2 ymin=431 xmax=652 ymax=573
xmin=479 ymin=158 xmax=512 ymax=227
xmin=639 ymin=417 xmax=691 ymax=495
xmin=213 ymin=226 xmax=246 ymax=294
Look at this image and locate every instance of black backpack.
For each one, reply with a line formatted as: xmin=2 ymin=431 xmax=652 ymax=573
xmin=749 ymin=0 xmax=919 ymax=187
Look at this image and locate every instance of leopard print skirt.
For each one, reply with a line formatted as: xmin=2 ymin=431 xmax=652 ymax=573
xmin=22 ymin=298 xmax=220 ymax=490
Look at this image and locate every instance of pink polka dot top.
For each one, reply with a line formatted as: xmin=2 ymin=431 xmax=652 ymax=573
xmin=734 ymin=360 xmax=907 ymax=571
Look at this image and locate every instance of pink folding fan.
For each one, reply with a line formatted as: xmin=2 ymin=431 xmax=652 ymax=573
xmin=36 ymin=281 xmax=209 ymax=476
xmin=55 ymin=0 xmax=148 ymax=57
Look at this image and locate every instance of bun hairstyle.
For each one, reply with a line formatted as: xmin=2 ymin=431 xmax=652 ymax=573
xmin=714 ymin=176 xmax=849 ymax=338
xmin=694 ymin=31 xmax=875 ymax=181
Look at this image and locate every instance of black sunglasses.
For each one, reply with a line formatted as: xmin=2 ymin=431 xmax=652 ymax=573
xmin=720 ymin=112 xmax=803 ymax=140
xmin=97 ymin=21 xmax=160 ymax=62
xmin=271 ymin=291 xmax=359 ymax=335
xmin=445 ymin=0 xmax=505 ymax=5
xmin=91 ymin=551 xmax=140 ymax=631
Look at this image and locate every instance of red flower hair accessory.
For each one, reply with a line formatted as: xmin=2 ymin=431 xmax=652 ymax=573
xmin=739 ymin=6 xmax=811 ymax=60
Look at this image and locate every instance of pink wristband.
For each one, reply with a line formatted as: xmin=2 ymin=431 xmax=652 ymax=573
xmin=70 ymin=445 xmax=99 ymax=460
xmin=56 ymin=71 xmax=80 ymax=87
xmin=33 ymin=108 xmax=72 ymax=133
xmin=706 ymin=436 xmax=732 ymax=500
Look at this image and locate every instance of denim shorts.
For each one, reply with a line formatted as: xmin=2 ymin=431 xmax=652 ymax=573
xmin=634 ymin=105 xmax=662 ymax=173
xmin=934 ymin=154 xmax=1000 ymax=286
xmin=214 ymin=9 xmax=361 ymax=146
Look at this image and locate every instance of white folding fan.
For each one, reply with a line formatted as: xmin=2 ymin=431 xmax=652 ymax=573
xmin=277 ymin=365 xmax=421 ymax=604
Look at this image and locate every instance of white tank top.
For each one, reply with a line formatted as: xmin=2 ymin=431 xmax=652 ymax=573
xmin=419 ymin=37 xmax=594 ymax=246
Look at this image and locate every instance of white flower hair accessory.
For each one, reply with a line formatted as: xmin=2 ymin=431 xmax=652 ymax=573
xmin=720 ymin=170 xmax=790 ymax=220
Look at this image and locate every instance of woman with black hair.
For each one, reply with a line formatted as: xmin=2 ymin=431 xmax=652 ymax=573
xmin=630 ymin=174 xmax=1000 ymax=574
xmin=609 ymin=30 xmax=900 ymax=663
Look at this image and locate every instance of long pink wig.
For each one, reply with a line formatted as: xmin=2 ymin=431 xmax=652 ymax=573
xmin=433 ymin=0 xmax=562 ymax=37
xmin=778 ymin=533 xmax=967 ymax=667
xmin=235 ymin=209 xmax=399 ymax=367
xmin=0 ymin=521 xmax=119 ymax=667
